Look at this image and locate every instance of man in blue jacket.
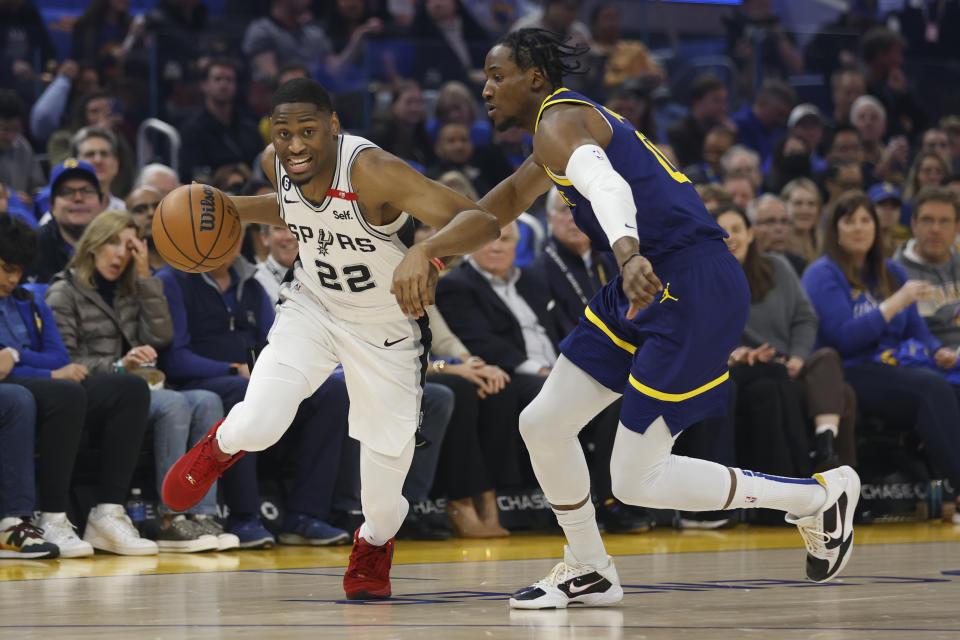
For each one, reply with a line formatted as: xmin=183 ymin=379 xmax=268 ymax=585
xmin=157 ymin=240 xmax=351 ymax=547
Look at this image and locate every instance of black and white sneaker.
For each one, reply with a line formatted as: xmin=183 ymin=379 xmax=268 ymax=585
xmin=509 ymin=546 xmax=623 ymax=609
xmin=785 ymin=465 xmax=860 ymax=583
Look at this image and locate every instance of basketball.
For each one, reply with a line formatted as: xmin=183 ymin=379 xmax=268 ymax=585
xmin=152 ymin=183 xmax=242 ymax=273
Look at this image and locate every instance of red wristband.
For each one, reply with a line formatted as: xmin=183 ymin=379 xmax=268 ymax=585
xmin=429 ymin=257 xmax=446 ymax=272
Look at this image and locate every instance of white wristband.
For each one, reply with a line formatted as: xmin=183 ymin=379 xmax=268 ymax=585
xmin=564 ymin=144 xmax=638 ymax=247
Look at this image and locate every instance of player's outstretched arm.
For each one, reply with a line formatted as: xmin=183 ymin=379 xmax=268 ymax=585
xmin=222 ymin=146 xmax=285 ymax=228
xmin=353 ymin=149 xmax=500 ymax=318
xmin=478 ymin=155 xmax=553 ymax=226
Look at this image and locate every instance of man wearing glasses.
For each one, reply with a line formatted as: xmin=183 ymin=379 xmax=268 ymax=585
xmin=748 ymin=193 xmax=808 ymax=276
xmin=30 ymin=159 xmax=105 ymax=283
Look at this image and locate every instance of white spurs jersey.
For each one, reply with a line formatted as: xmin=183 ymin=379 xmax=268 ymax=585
xmin=275 ymin=134 xmax=416 ymax=324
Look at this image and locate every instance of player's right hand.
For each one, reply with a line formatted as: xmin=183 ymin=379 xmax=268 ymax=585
xmin=391 ymin=245 xmax=437 ymax=318
xmin=621 ymin=254 xmax=662 ymax=319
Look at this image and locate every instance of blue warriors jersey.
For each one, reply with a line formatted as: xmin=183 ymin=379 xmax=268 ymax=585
xmin=536 ymin=88 xmax=725 ymax=263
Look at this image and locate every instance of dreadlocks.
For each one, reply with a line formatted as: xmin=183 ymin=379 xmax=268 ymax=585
xmin=495 ymin=28 xmax=588 ymax=89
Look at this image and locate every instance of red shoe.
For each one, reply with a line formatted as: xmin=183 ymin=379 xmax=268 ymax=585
xmin=161 ymin=419 xmax=244 ymax=512
xmin=343 ymin=527 xmax=394 ymax=600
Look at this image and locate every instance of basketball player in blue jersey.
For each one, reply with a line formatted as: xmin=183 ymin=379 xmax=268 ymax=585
xmin=451 ymin=28 xmax=858 ymax=608
xmin=162 ymin=79 xmax=500 ymax=600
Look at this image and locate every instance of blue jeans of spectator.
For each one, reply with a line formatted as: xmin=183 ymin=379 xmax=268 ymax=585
xmin=0 ymin=384 xmax=37 ymax=518
xmin=845 ymin=362 xmax=960 ymax=487
xmin=183 ymin=374 xmax=348 ymax=520
xmin=150 ymin=388 xmax=224 ymax=515
xmin=333 ymin=381 xmax=455 ymax=512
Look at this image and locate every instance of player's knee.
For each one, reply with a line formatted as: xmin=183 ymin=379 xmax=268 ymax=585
xmin=518 ymin=398 xmax=554 ymax=446
xmin=610 ymin=469 xmax=665 ymax=508
xmin=222 ymin=402 xmax=293 ymax=452
xmin=610 ymin=443 xmax=666 ymax=507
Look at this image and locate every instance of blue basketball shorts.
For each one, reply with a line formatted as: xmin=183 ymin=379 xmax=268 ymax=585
xmin=560 ymin=240 xmax=750 ymax=435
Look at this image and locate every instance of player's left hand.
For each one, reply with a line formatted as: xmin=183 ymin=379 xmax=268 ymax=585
xmin=391 ymin=245 xmax=438 ymax=318
xmin=934 ymin=347 xmax=958 ymax=370
xmin=621 ymin=254 xmax=662 ymax=320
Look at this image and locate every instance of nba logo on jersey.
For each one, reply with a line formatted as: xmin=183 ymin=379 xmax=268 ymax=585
xmin=592 ymin=149 xmax=605 ymax=161
xmin=316 ymin=229 xmax=334 ymax=256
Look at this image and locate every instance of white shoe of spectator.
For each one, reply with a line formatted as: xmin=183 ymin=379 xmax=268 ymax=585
xmin=36 ymin=512 xmax=93 ymax=558
xmin=83 ymin=504 xmax=158 ymax=556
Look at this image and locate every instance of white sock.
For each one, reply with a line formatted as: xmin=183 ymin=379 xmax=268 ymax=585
xmin=0 ymin=516 xmax=24 ymax=530
xmin=815 ymin=424 xmax=839 ymax=437
xmin=727 ymin=468 xmax=827 ymax=516
xmin=554 ymin=501 xmax=609 ymax=570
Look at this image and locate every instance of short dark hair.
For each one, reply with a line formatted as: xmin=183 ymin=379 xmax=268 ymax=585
xmin=825 ymin=159 xmax=859 ymax=182
xmin=689 ymin=73 xmax=726 ymax=106
xmin=0 ymin=212 xmax=39 ymax=272
xmin=589 ymin=2 xmax=617 ymax=25
xmin=203 ymin=57 xmax=238 ymax=81
xmin=277 ymin=62 xmax=310 ymax=80
xmin=271 ymin=78 xmax=334 ymax=114
xmin=0 ymin=90 xmax=24 ymax=121
xmin=825 ymin=124 xmax=862 ymax=152
xmin=495 ymin=28 xmax=588 ymax=89
xmin=755 ymin=79 xmax=797 ymax=107
xmin=861 ymin=27 xmax=905 ymax=63
xmin=830 ymin=67 xmax=866 ymax=90
xmin=913 ymin=186 xmax=959 ymax=221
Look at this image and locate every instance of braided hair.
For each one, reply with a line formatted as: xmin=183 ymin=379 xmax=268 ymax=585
xmin=495 ymin=28 xmax=588 ymax=89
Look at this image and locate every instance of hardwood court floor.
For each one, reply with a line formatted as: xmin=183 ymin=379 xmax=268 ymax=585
xmin=2 ymin=522 xmax=959 ymax=639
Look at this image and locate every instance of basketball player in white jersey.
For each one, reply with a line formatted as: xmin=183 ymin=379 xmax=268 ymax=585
xmin=163 ymin=79 xmax=499 ymax=600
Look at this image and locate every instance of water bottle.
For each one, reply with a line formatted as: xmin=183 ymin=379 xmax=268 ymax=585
xmin=125 ymin=488 xmax=147 ymax=532
xmin=928 ymin=480 xmax=943 ymax=520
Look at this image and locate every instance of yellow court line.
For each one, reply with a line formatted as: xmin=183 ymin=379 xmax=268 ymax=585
xmin=1 ymin=523 xmax=957 ymax=582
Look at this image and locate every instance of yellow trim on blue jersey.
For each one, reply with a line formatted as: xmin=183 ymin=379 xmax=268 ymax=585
xmin=584 ymin=306 xmax=636 ymax=354
xmin=534 ymin=88 xmax=572 ymax=133
xmin=628 ymin=371 xmax=729 ymax=402
xmin=544 ymin=166 xmax=572 ymax=186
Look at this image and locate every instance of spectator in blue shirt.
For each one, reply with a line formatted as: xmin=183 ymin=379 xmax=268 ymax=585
xmin=801 ymin=191 xmax=960 ymax=490
xmin=730 ymin=80 xmax=796 ymax=166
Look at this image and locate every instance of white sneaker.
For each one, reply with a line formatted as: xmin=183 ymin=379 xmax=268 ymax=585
xmin=785 ymin=465 xmax=860 ymax=583
xmin=509 ymin=546 xmax=623 ymax=609
xmin=36 ymin=512 xmax=93 ymax=558
xmin=83 ymin=504 xmax=158 ymax=556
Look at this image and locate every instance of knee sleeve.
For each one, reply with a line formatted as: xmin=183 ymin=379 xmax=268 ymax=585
xmin=610 ymin=417 xmax=732 ymax=511
xmin=610 ymin=417 xmax=676 ymax=508
xmin=519 ymin=355 xmax=620 ymax=449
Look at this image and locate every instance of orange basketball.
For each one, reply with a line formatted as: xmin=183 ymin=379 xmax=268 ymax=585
xmin=152 ymin=183 xmax=242 ymax=273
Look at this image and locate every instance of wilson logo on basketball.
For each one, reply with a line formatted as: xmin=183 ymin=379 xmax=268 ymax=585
xmin=199 ymin=186 xmax=217 ymax=232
